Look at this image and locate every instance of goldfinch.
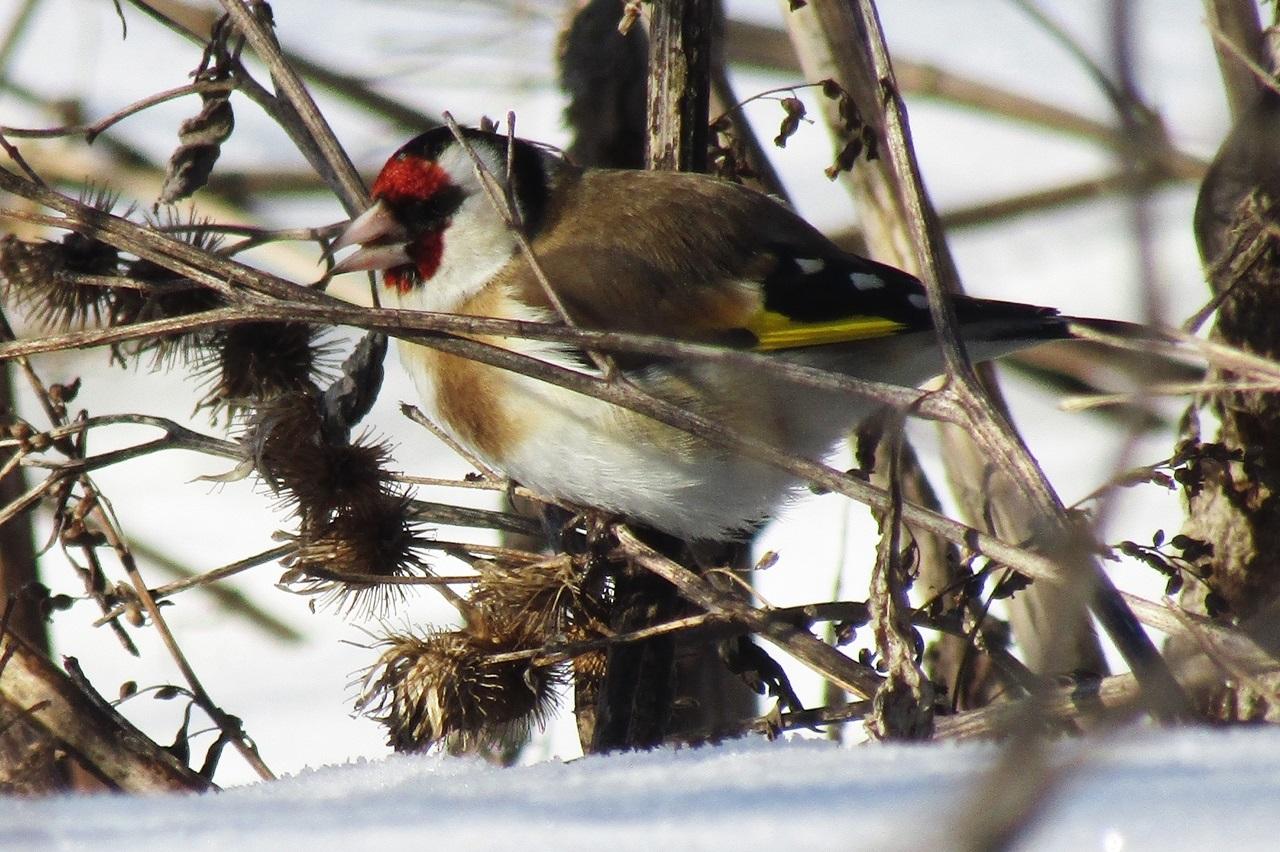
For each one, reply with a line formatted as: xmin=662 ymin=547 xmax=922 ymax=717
xmin=332 ymin=127 xmax=1074 ymax=540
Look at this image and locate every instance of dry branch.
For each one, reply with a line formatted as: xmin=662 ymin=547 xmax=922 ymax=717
xmin=845 ymin=0 xmax=1184 ymax=717
xmin=0 ymin=632 xmax=210 ymax=792
xmin=616 ymin=526 xmax=883 ymax=698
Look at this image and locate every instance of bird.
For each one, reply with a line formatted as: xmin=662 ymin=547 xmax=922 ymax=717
xmin=330 ymin=126 xmax=1086 ymax=541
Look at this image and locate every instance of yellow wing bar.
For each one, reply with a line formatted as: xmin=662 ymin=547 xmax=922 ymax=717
xmin=746 ymin=310 xmax=907 ymax=352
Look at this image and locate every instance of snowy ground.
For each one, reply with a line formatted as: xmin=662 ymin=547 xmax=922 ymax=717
xmin=3 ymin=726 xmax=1279 ymax=851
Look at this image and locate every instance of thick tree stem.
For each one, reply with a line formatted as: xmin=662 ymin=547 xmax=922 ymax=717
xmin=646 ymin=0 xmax=713 ymax=172
xmin=0 ymin=346 xmax=64 ymax=791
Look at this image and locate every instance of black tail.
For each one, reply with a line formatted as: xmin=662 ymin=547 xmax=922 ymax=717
xmin=1060 ymin=314 xmax=1153 ymax=342
xmin=951 ymin=294 xmax=1071 ymax=344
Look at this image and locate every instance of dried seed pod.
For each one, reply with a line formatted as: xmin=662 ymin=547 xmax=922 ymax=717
xmin=159 ymin=91 xmax=235 ymax=204
xmin=278 ymin=490 xmax=428 ymax=618
xmin=774 ymin=97 xmax=807 ymax=148
xmin=825 ymin=137 xmax=865 ymax=180
xmin=111 ymin=222 xmax=226 ymax=368
xmin=193 ymin=321 xmax=335 ymax=419
xmin=469 ymin=556 xmax=597 ymax=644
xmin=0 ymin=232 xmax=120 ymax=328
xmin=321 ymin=331 xmax=387 ymax=439
xmin=245 ymin=391 xmax=395 ymax=523
xmin=357 ymin=625 xmax=560 ymax=753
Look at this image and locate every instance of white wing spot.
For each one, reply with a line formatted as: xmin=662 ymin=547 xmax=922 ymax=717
xmin=908 ymin=293 xmax=929 ymax=309
xmin=796 ymin=257 xmax=825 ymax=274
xmin=850 ymin=272 xmax=884 ymax=291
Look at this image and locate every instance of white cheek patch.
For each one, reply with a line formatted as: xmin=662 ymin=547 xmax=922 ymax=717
xmin=435 ymin=140 xmax=504 ymax=197
xmin=908 ymin=293 xmax=929 ymax=309
xmin=850 ymin=272 xmax=884 ymax=291
xmin=796 ymin=257 xmax=826 ymax=274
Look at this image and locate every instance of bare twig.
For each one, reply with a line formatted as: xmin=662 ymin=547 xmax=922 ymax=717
xmin=1060 ymin=379 xmax=1279 ymax=413
xmin=0 ymin=80 xmax=237 ymax=142
xmin=615 ymin=525 xmax=883 ymax=698
xmin=399 ymin=403 xmax=504 ymax=481
xmin=440 ymin=112 xmax=618 ymax=380
xmin=1206 ymin=10 xmax=1280 ymax=104
xmin=409 ymin=499 xmax=542 ymax=537
xmin=215 ymin=0 xmax=368 ymax=214
xmin=486 ymin=597 xmax=967 ymax=668
xmin=1010 ymin=0 xmax=1130 ymax=113
xmin=93 ymin=544 xmax=292 ymax=627
xmin=91 ymin=491 xmax=276 ymax=780
xmin=849 ymin=0 xmax=1186 ymax=718
xmin=0 ymin=0 xmax=40 ymax=82
xmin=0 ymin=623 xmax=210 ymax=791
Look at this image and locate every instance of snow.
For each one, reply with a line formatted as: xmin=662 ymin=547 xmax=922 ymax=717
xmin=3 ymin=727 xmax=1279 ymax=850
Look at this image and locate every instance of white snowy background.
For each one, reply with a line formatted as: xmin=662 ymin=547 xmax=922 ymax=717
xmin=5 ymin=727 xmax=1280 ymax=850
xmin=1 ymin=0 xmax=1271 ymax=848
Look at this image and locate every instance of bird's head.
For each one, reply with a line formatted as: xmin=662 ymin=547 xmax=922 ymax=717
xmin=331 ymin=126 xmax=554 ymax=295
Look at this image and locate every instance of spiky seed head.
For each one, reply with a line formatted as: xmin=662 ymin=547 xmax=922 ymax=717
xmin=243 ymin=391 xmax=394 ymax=524
xmin=191 ymin=321 xmax=336 ymax=421
xmin=469 ymin=556 xmax=600 ymax=645
xmin=279 ymin=490 xmax=428 ymax=618
xmin=357 ymin=626 xmax=560 ymax=753
xmin=0 ymin=188 xmax=128 ymax=329
xmin=0 ymin=233 xmax=120 ymax=328
xmin=100 ymin=208 xmax=225 ymax=366
xmin=565 ymin=624 xmax=608 ymax=681
xmin=108 ymin=257 xmax=224 ymax=369
xmin=244 ymin=391 xmax=395 ymax=523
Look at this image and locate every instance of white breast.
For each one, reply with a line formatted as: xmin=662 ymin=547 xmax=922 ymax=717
xmin=393 ymin=291 xmax=838 ymax=540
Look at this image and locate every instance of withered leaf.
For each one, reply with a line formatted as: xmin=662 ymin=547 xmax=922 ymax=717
xmin=322 ymin=331 xmax=388 ymax=441
xmin=159 ymin=94 xmax=235 ymax=204
xmin=824 ymin=137 xmax=864 ymax=180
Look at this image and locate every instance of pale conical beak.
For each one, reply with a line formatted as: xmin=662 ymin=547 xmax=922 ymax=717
xmin=329 ymin=200 xmax=412 ymax=275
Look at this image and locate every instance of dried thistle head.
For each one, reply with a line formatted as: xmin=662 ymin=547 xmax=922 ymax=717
xmin=245 ymin=391 xmax=395 ymax=522
xmin=109 ymin=211 xmax=271 ymax=375
xmin=357 ymin=625 xmax=560 ymax=753
xmin=114 ymin=257 xmax=222 ymax=315
xmin=0 ymin=232 xmax=119 ymax=328
xmin=111 ymin=220 xmax=226 ymax=368
xmin=469 ymin=556 xmax=598 ymax=644
xmin=193 ymin=321 xmax=336 ymax=419
xmin=0 ymin=187 xmax=127 ymax=330
xmin=279 ymin=490 xmax=429 ymax=618
xmin=566 ymin=623 xmax=608 ymax=682
xmin=109 ymin=278 xmax=225 ymax=366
